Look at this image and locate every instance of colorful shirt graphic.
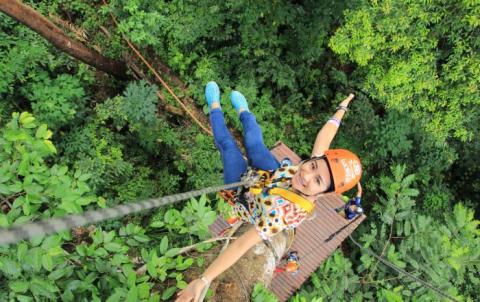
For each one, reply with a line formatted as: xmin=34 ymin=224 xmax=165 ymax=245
xmin=233 ymin=162 xmax=309 ymax=240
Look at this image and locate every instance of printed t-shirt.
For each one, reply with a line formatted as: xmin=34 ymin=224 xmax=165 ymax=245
xmin=233 ymin=164 xmax=309 ymax=241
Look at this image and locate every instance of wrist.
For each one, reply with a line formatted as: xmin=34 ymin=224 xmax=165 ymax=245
xmin=200 ymin=275 xmax=211 ymax=286
xmin=328 ymin=117 xmax=341 ymax=127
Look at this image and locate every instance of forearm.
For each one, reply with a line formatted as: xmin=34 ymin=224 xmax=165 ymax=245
xmin=311 ymin=94 xmax=354 ymax=156
xmin=203 ymin=227 xmax=261 ymax=282
xmin=315 ymin=110 xmax=346 ymax=146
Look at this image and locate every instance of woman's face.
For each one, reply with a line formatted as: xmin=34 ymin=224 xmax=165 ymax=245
xmin=291 ymin=158 xmax=332 ymax=197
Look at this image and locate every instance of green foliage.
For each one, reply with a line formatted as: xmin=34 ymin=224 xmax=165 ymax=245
xmin=329 ymin=0 xmax=480 ymax=142
xmin=150 ymin=194 xmax=217 ymax=242
xmin=177 ymin=133 xmax=223 ymax=189
xmin=181 ymin=195 xmax=218 ymax=240
xmin=1 ymin=0 xmax=479 ymax=300
xmin=121 ymin=80 xmax=158 ymax=126
xmin=0 ymin=113 xmax=218 ymax=300
xmin=107 ymin=0 xmax=350 ymax=158
xmin=293 ymin=165 xmax=479 ymax=301
xmin=355 ymin=166 xmax=478 ymax=300
xmin=0 ymin=37 xmax=49 ymax=97
xmin=252 ymin=283 xmax=279 ymax=302
xmin=0 ymin=112 xmax=98 ymax=218
xmin=0 ymin=98 xmax=16 ymax=128
xmin=0 ymin=12 xmax=92 ymax=133
xmin=291 ymin=251 xmax=360 ymax=301
xmin=334 ymin=96 xmax=458 ymax=212
xmin=23 ymin=74 xmax=86 ymax=130
xmin=114 ymin=167 xmax=167 ymax=204
xmin=59 ymin=121 xmax=135 ymax=196
xmin=0 ymin=118 xmax=212 ymax=301
xmin=95 ymin=80 xmax=173 ymax=156
xmin=57 ymin=80 xmax=183 ymax=201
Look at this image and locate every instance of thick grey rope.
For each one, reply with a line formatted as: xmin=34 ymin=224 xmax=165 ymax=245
xmin=0 ymin=180 xmax=250 ymax=246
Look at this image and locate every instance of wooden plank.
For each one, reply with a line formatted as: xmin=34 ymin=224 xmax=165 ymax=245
xmin=269 ymin=191 xmax=365 ymax=301
xmin=270 ymin=141 xmax=302 ymax=165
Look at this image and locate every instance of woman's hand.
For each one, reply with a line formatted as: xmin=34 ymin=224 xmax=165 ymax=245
xmin=339 ymin=93 xmax=355 ymax=108
xmin=175 ymin=279 xmax=208 ymax=302
xmin=175 ymin=227 xmax=262 ymax=302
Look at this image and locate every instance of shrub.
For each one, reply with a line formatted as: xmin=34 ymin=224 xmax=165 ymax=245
xmin=23 ymin=74 xmax=86 ymax=130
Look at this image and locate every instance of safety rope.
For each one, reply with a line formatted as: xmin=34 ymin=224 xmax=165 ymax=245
xmin=0 ymin=180 xmax=250 ymax=246
xmin=324 ymin=214 xmax=362 ymax=242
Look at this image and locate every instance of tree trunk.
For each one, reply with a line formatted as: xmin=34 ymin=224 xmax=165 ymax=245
xmin=0 ymin=0 xmax=128 ymax=79
xmin=185 ymin=224 xmax=293 ymax=301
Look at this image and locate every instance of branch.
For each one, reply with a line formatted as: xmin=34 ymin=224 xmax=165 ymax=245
xmin=366 ymin=215 xmax=396 ymax=281
xmin=360 ymin=275 xmax=402 ymax=285
xmin=48 ymin=13 xmax=88 ymax=42
xmin=220 ymin=221 xmax=243 ymax=252
xmin=0 ymin=0 xmax=128 ymax=79
xmin=97 ymin=23 xmax=184 ymax=117
xmin=135 ymin=236 xmax=237 ymax=276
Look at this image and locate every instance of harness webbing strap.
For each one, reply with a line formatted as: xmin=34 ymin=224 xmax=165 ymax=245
xmin=0 ymin=180 xmax=251 ymax=246
xmin=245 ymin=169 xmax=315 ymax=213
xmin=268 ymin=187 xmax=315 ymax=213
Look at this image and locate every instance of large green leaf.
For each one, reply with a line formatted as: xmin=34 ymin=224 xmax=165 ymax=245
xmin=9 ymin=280 xmax=29 ymax=293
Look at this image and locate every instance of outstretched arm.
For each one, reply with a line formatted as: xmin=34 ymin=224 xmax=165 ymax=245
xmin=175 ymin=226 xmax=263 ymax=302
xmin=311 ymin=93 xmax=355 ymax=157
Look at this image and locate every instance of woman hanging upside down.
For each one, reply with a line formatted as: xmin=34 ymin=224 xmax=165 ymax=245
xmin=175 ymin=81 xmax=362 ymax=302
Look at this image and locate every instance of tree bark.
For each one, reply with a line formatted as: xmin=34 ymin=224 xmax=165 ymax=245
xmin=184 ymin=224 xmax=293 ymax=301
xmin=0 ymin=0 xmax=128 ymax=79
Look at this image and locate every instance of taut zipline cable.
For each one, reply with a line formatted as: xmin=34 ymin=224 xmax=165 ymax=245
xmin=0 ymin=180 xmax=460 ymax=302
xmin=0 ymin=180 xmax=250 ymax=246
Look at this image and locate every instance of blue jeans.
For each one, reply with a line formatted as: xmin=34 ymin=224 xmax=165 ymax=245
xmin=210 ymin=109 xmax=280 ymax=184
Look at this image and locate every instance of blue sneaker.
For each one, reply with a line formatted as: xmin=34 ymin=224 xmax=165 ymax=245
xmin=231 ymin=91 xmax=249 ymax=114
xmin=205 ymin=81 xmax=220 ymax=110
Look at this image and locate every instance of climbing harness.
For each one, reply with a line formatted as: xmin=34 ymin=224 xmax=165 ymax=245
xmin=268 ymin=187 xmax=315 ymax=213
xmin=237 ymin=168 xmax=315 ymax=214
xmin=217 ymin=167 xmax=316 ymax=240
xmin=0 ymin=180 xmax=253 ymax=246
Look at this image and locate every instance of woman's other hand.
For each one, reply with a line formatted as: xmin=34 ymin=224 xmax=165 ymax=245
xmin=311 ymin=93 xmax=356 ymax=157
xmin=339 ymin=93 xmax=355 ymax=108
xmin=175 ymin=279 xmax=208 ymax=302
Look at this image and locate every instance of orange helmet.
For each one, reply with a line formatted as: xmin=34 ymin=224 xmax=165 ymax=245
xmin=324 ymin=149 xmax=362 ymax=194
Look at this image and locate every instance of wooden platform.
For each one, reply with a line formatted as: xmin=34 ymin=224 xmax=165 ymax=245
xmin=209 ymin=142 xmax=365 ymax=301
